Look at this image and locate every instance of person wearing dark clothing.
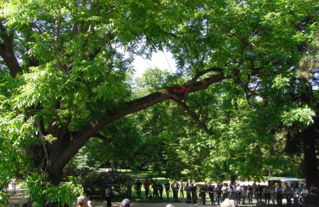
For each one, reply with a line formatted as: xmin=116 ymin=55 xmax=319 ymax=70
xmin=105 ymin=184 xmax=112 ymax=207
xmin=191 ymin=184 xmax=197 ymax=204
xmin=208 ymin=182 xmax=215 ymax=205
xmin=135 ymin=179 xmax=142 ymax=198
xmin=215 ymin=184 xmax=222 ymax=204
xmin=256 ymin=184 xmax=263 ymax=201
xmin=185 ymin=180 xmax=192 ymax=202
xmin=199 ymin=183 xmax=208 ymax=205
xmin=164 ymin=180 xmax=170 ymax=200
xmin=247 ymin=185 xmax=253 ymax=203
xmin=152 ymin=183 xmax=158 ymax=199
xmin=157 ymin=182 xmax=163 ymax=199
xmin=264 ymin=186 xmax=270 ymax=204
xmin=276 ymin=184 xmax=283 ymax=206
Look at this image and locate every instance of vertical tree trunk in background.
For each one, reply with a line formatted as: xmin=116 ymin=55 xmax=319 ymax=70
xmin=231 ymin=175 xmax=237 ymax=184
xmin=303 ymin=125 xmax=319 ymax=189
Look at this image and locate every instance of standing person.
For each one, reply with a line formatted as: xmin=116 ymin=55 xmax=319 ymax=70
xmin=199 ymin=182 xmax=208 ymax=205
xmin=152 ymin=182 xmax=158 ymax=199
xmin=135 ymin=179 xmax=142 ymax=198
xmin=284 ymin=183 xmax=292 ymax=205
xmin=179 ymin=179 xmax=184 ymax=199
xmin=222 ymin=183 xmax=229 ymax=202
xmin=105 ymin=184 xmax=112 ymax=207
xmin=300 ymin=185 xmax=308 ymax=203
xmin=252 ymin=182 xmax=257 ymax=198
xmin=171 ymin=180 xmax=180 ymax=201
xmin=208 ymin=182 xmax=215 ymax=205
xmin=270 ymin=185 xmax=276 ymax=205
xmin=247 ymin=184 xmax=253 ymax=203
xmin=11 ymin=177 xmax=19 ymax=194
xmin=291 ymin=183 xmax=299 ymax=206
xmin=144 ymin=179 xmax=150 ymax=199
xmin=165 ymin=180 xmax=170 ymax=200
xmin=276 ymin=183 xmax=283 ymax=206
xmin=157 ymin=181 xmax=164 ymax=199
xmin=193 ymin=180 xmax=198 ymax=201
xmin=310 ymin=184 xmax=318 ymax=195
xmin=125 ymin=178 xmax=133 ymax=198
xmin=77 ymin=196 xmax=89 ymax=207
xmin=191 ymin=183 xmax=197 ymax=204
xmin=242 ymin=185 xmax=247 ymax=204
xmin=228 ymin=182 xmax=234 ymax=199
xmin=264 ymin=186 xmax=270 ymax=205
xmin=215 ymin=183 xmax=222 ymax=204
xmin=256 ymin=184 xmax=262 ymax=202
xmin=185 ymin=180 xmax=192 ymax=202
xmin=235 ymin=184 xmax=242 ymax=204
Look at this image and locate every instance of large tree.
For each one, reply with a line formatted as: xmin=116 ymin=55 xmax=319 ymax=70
xmin=1 ymin=0 xmax=319 ymax=206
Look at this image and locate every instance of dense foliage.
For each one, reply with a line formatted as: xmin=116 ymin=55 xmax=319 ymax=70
xmin=1 ymin=0 xmax=319 ymax=206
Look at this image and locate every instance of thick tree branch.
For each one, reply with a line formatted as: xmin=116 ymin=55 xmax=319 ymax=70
xmin=56 ymin=68 xmax=262 ymax=171
xmin=183 ymin=67 xmax=223 ymax=100
xmin=173 ymin=99 xmax=209 ymax=132
xmin=0 ymin=20 xmax=22 ymax=77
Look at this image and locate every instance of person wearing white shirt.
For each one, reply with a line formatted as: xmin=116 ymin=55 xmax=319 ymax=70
xmin=235 ymin=184 xmax=242 ymax=203
xmin=300 ymin=185 xmax=309 ymax=203
xmin=222 ymin=183 xmax=229 ymax=201
xmin=105 ymin=184 xmax=112 ymax=207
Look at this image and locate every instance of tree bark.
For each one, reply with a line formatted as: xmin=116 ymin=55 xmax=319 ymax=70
xmin=303 ymin=124 xmax=319 ymax=189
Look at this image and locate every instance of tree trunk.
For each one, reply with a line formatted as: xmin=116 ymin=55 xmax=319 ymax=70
xmin=303 ymin=125 xmax=319 ymax=189
xmin=230 ymin=175 xmax=237 ymax=184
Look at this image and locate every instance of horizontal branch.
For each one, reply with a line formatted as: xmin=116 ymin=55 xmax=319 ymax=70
xmin=59 ymin=68 xmax=262 ymax=169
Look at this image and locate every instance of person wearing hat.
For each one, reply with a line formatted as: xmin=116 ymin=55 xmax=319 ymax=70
xmin=120 ymin=198 xmax=130 ymax=207
xmin=105 ymin=184 xmax=112 ymax=207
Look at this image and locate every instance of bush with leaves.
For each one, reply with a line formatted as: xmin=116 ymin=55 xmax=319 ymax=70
xmin=78 ymin=171 xmax=133 ymax=198
xmin=25 ymin=174 xmax=84 ymax=207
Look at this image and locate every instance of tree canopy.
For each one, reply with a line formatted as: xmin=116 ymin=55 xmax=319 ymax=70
xmin=1 ymin=0 xmax=319 ymax=206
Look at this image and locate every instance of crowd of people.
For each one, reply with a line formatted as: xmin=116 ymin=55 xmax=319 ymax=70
xmin=75 ymin=181 xmax=319 ymax=207
xmin=120 ymin=179 xmax=319 ymax=205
